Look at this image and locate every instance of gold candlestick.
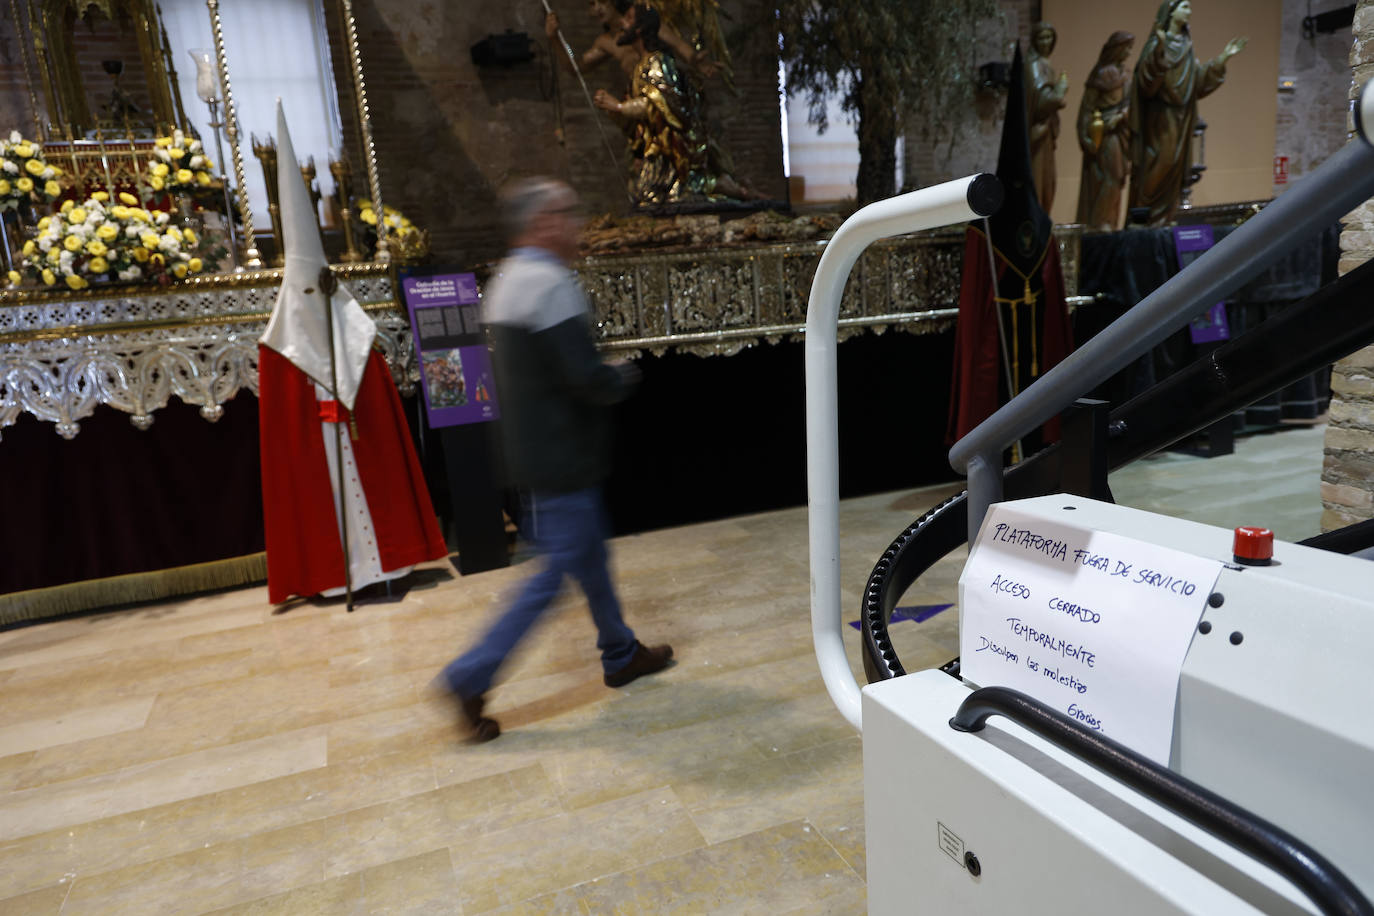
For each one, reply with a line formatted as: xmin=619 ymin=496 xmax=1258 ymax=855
xmin=329 ymin=157 xmax=363 ymax=263
xmin=301 ymin=156 xmax=324 ymax=241
xmin=251 ymin=133 xmax=282 ymax=267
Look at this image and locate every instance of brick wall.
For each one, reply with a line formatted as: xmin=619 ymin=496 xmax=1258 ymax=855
xmin=1273 ymin=0 xmax=1352 ymax=192
xmin=333 ymin=0 xmax=786 ymax=267
xmin=1320 ymin=0 xmax=1374 ymax=529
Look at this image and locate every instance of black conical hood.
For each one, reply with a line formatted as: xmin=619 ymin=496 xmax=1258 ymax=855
xmin=985 ymin=42 xmax=1052 ymax=277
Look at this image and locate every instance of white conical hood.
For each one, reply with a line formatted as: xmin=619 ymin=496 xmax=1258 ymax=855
xmin=260 ymin=100 xmax=375 ymax=409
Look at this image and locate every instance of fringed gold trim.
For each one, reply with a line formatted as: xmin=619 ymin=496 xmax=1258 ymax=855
xmin=0 ymin=553 xmax=267 ymax=628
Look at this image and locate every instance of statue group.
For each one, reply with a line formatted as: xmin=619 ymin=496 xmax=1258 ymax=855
xmin=1027 ymin=1 xmax=1246 ymax=230
xmin=549 ymin=0 xmax=757 ymax=209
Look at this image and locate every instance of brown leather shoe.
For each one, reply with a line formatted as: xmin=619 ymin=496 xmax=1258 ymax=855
xmin=604 ymin=641 xmax=674 ymax=688
xmin=458 ymin=692 xmax=500 ymax=743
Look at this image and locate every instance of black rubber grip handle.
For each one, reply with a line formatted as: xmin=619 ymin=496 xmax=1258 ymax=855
xmin=950 ymin=686 xmax=1373 ymax=916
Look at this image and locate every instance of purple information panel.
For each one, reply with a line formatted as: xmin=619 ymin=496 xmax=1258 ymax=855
xmin=400 ymin=271 xmax=500 ymax=429
xmin=1173 ymin=225 xmax=1230 ymax=344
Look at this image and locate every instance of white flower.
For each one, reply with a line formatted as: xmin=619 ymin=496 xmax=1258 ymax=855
xmin=58 ymin=250 xmax=73 ymax=266
xmin=1 ymin=160 xmax=17 ymax=175
xmin=38 ymin=238 xmax=51 ymax=252
xmin=153 ymin=211 xmax=169 ymax=226
xmin=189 ymin=155 xmax=204 ymax=169
xmin=8 ymin=130 xmax=19 ymax=143
xmin=125 ymin=224 xmax=140 ymax=238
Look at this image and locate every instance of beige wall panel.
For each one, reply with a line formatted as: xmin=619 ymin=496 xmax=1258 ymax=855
xmin=1044 ymin=0 xmax=1281 ymax=226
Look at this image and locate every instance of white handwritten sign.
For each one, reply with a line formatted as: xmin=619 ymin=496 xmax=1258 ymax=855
xmin=959 ymin=502 xmax=1223 ymax=764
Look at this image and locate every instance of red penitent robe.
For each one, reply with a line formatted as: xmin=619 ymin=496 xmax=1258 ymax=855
xmin=946 ymin=227 xmax=1074 ymax=447
xmin=258 ymin=345 xmax=447 ymax=603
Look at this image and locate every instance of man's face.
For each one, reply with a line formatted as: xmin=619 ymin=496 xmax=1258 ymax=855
xmin=588 ymin=0 xmax=612 ymax=26
xmin=534 ymin=188 xmax=583 ymax=262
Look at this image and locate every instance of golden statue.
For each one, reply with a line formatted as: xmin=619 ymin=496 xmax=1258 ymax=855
xmin=1026 ymin=22 xmax=1070 ymax=214
xmin=1076 ymin=31 xmax=1134 ymax=231
xmin=1128 ymin=0 xmax=1246 ymax=226
xmin=591 ymin=4 xmax=753 ymax=207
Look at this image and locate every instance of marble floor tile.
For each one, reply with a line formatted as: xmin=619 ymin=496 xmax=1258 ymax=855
xmin=0 ymin=727 xmax=327 ymax=842
xmin=514 ymin=820 xmax=865 ymax=915
xmin=447 ymin=785 xmax=705 ymax=914
xmin=0 ymin=427 xmax=1330 ymax=915
xmin=0 ymin=695 xmax=156 ymax=757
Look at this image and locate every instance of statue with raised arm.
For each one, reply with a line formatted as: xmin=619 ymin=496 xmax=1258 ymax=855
xmin=1129 ymin=0 xmax=1246 ymax=226
xmin=1076 ymin=31 xmax=1135 ymax=231
xmin=546 ymin=0 xmax=720 ymax=85
xmin=1026 ymin=22 xmax=1070 ymax=214
xmin=592 ymin=4 xmax=753 ymax=206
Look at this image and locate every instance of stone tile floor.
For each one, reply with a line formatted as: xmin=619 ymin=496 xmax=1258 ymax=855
xmin=0 ymin=424 xmax=1328 ymax=914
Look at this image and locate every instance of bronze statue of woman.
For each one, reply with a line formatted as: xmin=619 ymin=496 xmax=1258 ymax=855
xmin=1076 ymin=31 xmax=1134 ymax=231
xmin=1128 ymin=0 xmax=1245 ymax=225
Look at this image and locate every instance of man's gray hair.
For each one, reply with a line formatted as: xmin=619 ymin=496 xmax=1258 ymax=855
xmin=500 ymin=177 xmax=569 ymax=243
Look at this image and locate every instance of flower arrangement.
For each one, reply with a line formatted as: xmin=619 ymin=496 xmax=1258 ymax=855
xmin=356 ymin=199 xmax=429 ymax=261
xmin=0 ymin=131 xmax=62 ymax=211
xmin=145 ymin=129 xmax=215 ymax=194
xmin=18 ymin=192 xmax=205 ymax=289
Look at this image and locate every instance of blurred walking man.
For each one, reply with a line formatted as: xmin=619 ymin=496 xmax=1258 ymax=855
xmin=438 ymin=178 xmax=673 ymax=742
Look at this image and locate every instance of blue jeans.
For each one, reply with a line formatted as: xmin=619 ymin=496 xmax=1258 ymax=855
xmin=441 ymin=487 xmax=637 ymax=698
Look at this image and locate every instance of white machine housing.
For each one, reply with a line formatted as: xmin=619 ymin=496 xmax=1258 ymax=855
xmin=863 ymin=494 xmax=1373 ymax=915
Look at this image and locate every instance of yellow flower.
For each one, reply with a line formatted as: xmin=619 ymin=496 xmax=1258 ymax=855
xmin=13 ymin=142 xmax=33 ymax=157
xmin=118 ymin=192 xmax=138 ymax=205
xmin=129 ymin=208 xmax=149 ymax=222
xmin=16 ymin=177 xmax=33 ymax=193
xmin=203 ymin=158 xmax=214 ymax=170
xmin=85 ymin=239 xmax=107 ymax=257
xmin=196 ymin=171 xmax=212 ymax=186
xmin=168 ymin=148 xmax=185 ymax=160
xmin=149 ymin=175 xmax=165 ymax=191
xmin=96 ymin=223 xmax=119 ymax=241
xmin=359 ymin=208 xmax=377 ymax=225
xmin=110 ymin=205 xmax=130 ymax=220
xmin=6 ymin=270 xmax=19 ymax=286
xmin=0 ymin=179 xmax=10 ymax=195
xmin=69 ymin=207 xmax=86 ymax=223
xmin=43 ymin=181 xmax=60 ymax=197
xmin=151 ymin=162 xmax=170 ymax=178
xmin=155 ymin=136 xmax=172 ymax=148
xmin=46 ymin=247 xmax=60 ymax=264
xmin=41 ymin=268 xmax=56 ymax=285
xmin=24 ymin=157 xmax=45 ymax=176
xmin=175 ymin=168 xmax=193 ymax=184
xmin=166 ymin=226 xmax=183 ymax=243
xmin=172 ymin=262 xmax=188 ymax=279
xmin=65 ymin=273 xmax=87 ymax=290
xmin=63 ymin=234 xmax=82 ymax=252
xmin=183 ymin=228 xmax=198 ymax=245
xmin=188 ymin=257 xmax=203 ymax=272
xmin=21 ymin=240 xmax=35 ymax=256
xmin=150 ymin=253 xmax=166 ymax=266
xmin=37 ymin=216 xmax=50 ymax=229
xmin=140 ymin=232 xmax=161 ymax=249
xmin=48 ymin=166 xmax=61 ymax=178
xmin=91 ymin=191 xmax=109 ymax=202
xmin=60 ymin=199 xmax=74 ymax=213
xmin=88 ymin=256 xmax=109 ymax=274
xmin=132 ymin=246 xmax=150 ymax=262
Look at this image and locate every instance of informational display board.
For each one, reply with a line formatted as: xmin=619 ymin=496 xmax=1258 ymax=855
xmin=396 ymin=266 xmax=508 ymax=575
xmin=1174 ymin=225 xmax=1231 ymax=345
xmin=959 ymin=503 xmax=1223 ymax=764
xmin=398 ymin=270 xmax=500 ymax=429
